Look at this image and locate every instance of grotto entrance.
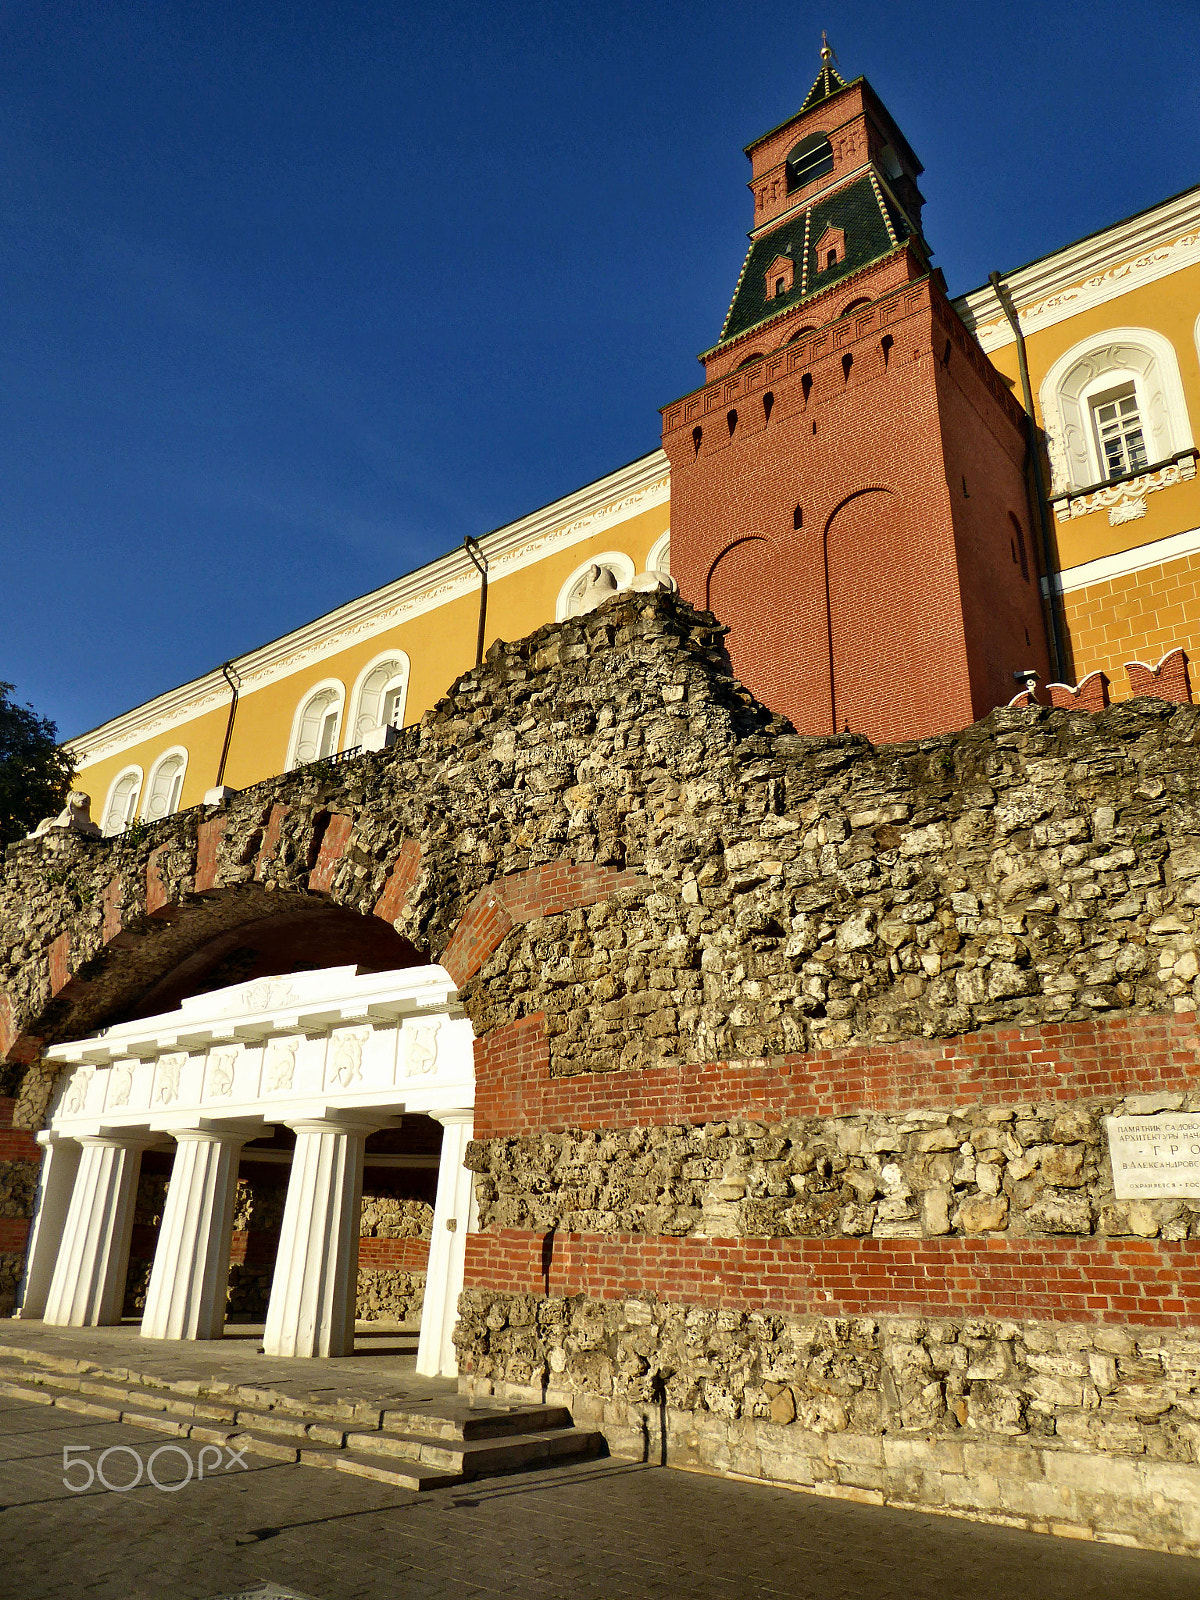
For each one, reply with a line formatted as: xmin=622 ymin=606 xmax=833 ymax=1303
xmin=19 ymin=936 xmax=477 ymax=1375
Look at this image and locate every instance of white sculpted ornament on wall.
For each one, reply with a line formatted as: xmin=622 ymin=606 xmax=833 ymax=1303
xmin=404 ymin=1021 xmax=440 ymax=1077
xmin=328 ymin=1028 xmax=370 ymax=1089
xmin=44 ymin=966 xmax=473 ymax=1136
xmin=228 ymin=978 xmax=297 ymax=1016
xmin=156 ymin=1054 xmax=185 ymax=1106
xmin=1053 ymin=452 xmax=1196 ymax=524
xmin=62 ymin=1068 xmax=93 ymax=1117
xmin=206 ymin=1050 xmax=237 ymax=1099
xmin=265 ymin=1038 xmax=300 ymax=1093
xmin=27 ymin=791 xmax=102 ymax=842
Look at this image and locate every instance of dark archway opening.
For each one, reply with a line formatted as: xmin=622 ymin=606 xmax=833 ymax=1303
xmin=120 ymin=905 xmax=423 ymax=1022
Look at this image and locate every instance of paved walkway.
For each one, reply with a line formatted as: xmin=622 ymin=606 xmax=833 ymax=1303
xmin=0 ymin=1391 xmax=1197 ymax=1600
xmin=0 ymin=1319 xmax=448 ymax=1415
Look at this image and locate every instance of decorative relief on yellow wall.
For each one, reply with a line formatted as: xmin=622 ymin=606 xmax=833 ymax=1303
xmin=1053 ymin=452 xmax=1196 ymax=525
xmin=969 ymin=223 xmax=1200 ymax=348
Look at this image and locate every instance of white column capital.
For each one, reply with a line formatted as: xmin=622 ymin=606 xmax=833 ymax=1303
xmin=284 ymin=1112 xmax=393 ymax=1139
xmin=78 ymin=1128 xmax=160 ymax=1150
xmin=427 ymin=1107 xmax=475 ymax=1129
xmin=168 ymin=1120 xmax=262 ymax=1145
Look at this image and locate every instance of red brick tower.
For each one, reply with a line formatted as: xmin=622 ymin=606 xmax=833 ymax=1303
xmin=661 ymin=43 xmax=1050 ymax=742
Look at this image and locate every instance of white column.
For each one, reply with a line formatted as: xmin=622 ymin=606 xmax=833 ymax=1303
xmin=15 ymin=1134 xmax=82 ymax=1319
xmin=43 ymin=1131 xmax=155 ymax=1327
xmin=140 ymin=1124 xmax=259 ymax=1342
xmin=416 ymin=1110 xmax=478 ymax=1379
xmin=262 ymin=1115 xmax=381 ymax=1358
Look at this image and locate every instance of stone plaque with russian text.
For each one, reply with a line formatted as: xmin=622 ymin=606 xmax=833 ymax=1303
xmin=1105 ymin=1113 xmax=1200 ymax=1200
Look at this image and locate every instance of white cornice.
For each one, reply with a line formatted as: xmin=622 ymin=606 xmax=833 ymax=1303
xmin=68 ymin=450 xmax=670 ymax=767
xmin=954 ymin=187 xmax=1200 ymax=353
xmin=1040 ymin=523 xmax=1200 ymax=597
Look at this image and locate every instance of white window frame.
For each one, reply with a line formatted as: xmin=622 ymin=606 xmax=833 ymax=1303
xmin=348 ymin=651 xmax=411 ymax=745
xmin=647 ymin=531 xmax=671 ymax=577
xmin=555 ymin=551 xmax=635 ymax=622
xmin=100 ymin=766 xmax=143 ymax=837
xmin=141 ymin=746 xmax=189 ymax=823
xmin=1089 ymin=383 xmax=1150 ymax=481
xmin=1039 ymin=327 xmax=1193 ymax=496
xmin=285 ymin=680 xmax=345 ymax=771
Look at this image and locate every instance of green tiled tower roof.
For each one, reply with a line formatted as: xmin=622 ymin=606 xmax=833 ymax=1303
xmin=716 ymin=175 xmax=913 ymax=346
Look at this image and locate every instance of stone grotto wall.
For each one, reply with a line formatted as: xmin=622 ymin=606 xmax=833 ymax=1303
xmin=1 ymin=590 xmax=1198 ymax=1553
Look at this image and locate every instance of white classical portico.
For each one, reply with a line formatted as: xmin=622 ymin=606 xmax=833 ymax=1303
xmin=28 ymin=964 xmax=476 ymax=1373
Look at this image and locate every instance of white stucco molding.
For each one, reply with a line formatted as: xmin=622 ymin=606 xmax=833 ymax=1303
xmin=284 ymin=678 xmax=345 ymax=771
xmin=141 ymin=745 xmax=189 ymax=823
xmin=955 ymin=186 xmax=1200 ymax=354
xmin=348 ymin=649 xmax=411 ymax=744
xmin=1040 ymin=522 xmax=1200 ymax=598
xmin=66 ymin=451 xmax=670 ymax=769
xmin=99 ymin=765 xmax=143 ymax=837
xmin=1037 ymin=326 xmax=1194 ymax=498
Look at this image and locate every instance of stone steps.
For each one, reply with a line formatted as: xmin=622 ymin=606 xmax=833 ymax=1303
xmin=0 ymin=1347 xmax=602 ymax=1490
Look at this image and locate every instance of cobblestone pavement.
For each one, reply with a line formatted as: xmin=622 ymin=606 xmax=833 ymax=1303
xmin=0 ymin=1397 xmax=1197 ymax=1600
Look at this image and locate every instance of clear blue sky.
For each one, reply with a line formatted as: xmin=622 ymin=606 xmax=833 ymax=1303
xmin=2 ymin=0 xmax=1195 ymax=740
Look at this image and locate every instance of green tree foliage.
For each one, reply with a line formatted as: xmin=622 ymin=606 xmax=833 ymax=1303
xmin=0 ymin=683 xmax=75 ymax=847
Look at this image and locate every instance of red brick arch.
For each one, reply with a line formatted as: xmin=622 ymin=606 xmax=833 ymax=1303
xmin=0 ymin=780 xmax=645 ymax=1095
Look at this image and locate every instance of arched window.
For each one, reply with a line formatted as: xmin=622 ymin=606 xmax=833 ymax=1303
xmin=840 ymin=298 xmax=871 ymax=318
xmin=286 ymin=681 xmax=345 ymax=770
xmin=142 ymin=748 xmax=188 ymax=822
xmin=646 ymin=531 xmax=670 ymax=577
xmin=101 ymin=767 xmax=142 ymax=836
xmin=555 ymin=552 xmax=635 ymax=621
xmin=786 ymin=133 xmax=834 ymax=192
xmin=349 ymin=653 xmax=411 ymax=744
xmin=1039 ymin=328 xmax=1194 ymax=495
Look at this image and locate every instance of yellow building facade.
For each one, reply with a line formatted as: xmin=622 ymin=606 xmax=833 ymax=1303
xmin=69 ymin=183 xmax=1200 ymax=829
xmin=69 ymin=454 xmax=670 ymax=833
xmin=957 ymin=183 xmax=1200 ymax=699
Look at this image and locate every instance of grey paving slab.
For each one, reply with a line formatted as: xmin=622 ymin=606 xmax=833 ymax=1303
xmin=0 ymin=1320 xmax=451 ymax=1415
xmin=0 ymin=1395 xmax=1198 ymax=1600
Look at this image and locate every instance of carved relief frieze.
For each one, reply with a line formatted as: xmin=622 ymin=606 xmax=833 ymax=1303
xmin=403 ymin=1020 xmax=440 ymax=1077
xmin=264 ymin=1038 xmax=300 ymax=1093
xmin=1053 ymin=453 xmax=1196 ymax=524
xmin=327 ymin=1027 xmax=370 ymax=1090
xmin=206 ymin=1050 xmax=237 ymax=1099
xmin=155 ymin=1053 xmax=186 ymax=1106
xmin=62 ymin=1067 xmax=93 ymax=1117
xmin=109 ymin=1064 xmax=133 ymax=1109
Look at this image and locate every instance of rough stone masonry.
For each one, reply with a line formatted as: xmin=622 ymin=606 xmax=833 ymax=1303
xmin=0 ymin=589 xmax=1198 ymax=1553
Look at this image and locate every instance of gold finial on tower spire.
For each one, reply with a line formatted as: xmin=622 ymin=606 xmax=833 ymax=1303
xmin=820 ymin=30 xmax=833 ymax=63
